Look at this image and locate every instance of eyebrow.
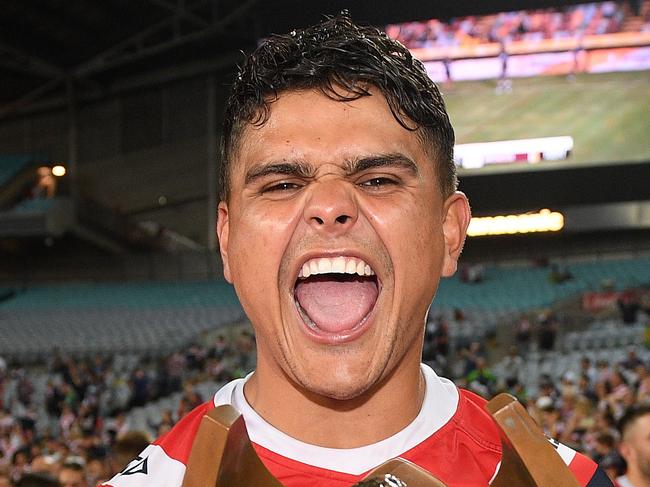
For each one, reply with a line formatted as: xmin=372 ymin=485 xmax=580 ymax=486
xmin=343 ymin=153 xmax=420 ymax=177
xmin=244 ymin=161 xmax=315 ymax=185
xmin=244 ymin=153 xmax=419 ymax=186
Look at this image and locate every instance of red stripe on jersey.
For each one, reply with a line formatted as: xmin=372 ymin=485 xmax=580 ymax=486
xmin=254 ymin=443 xmax=358 ymax=487
xmin=153 ymin=401 xmax=213 ymax=464
xmin=568 ymin=447 xmax=598 ymax=486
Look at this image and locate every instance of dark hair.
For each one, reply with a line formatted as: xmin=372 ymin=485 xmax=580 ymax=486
xmin=61 ymin=456 xmax=85 ymax=471
xmin=595 ymin=432 xmax=615 ymax=448
xmin=619 ymin=405 xmax=650 ymax=439
xmin=219 ymin=12 xmax=456 ymax=202
xmin=113 ymin=431 xmax=150 ymax=459
xmin=15 ymin=473 xmax=60 ymax=487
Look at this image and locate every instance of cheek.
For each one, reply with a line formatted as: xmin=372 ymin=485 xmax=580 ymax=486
xmin=367 ymin=196 xmax=442 ymax=275
xmin=229 ymin=202 xmax=298 ymax=281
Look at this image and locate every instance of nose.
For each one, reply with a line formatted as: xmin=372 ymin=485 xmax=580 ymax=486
xmin=303 ymin=180 xmax=358 ymax=235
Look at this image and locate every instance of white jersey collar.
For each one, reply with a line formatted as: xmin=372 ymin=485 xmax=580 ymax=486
xmin=213 ymin=363 xmax=459 ymax=475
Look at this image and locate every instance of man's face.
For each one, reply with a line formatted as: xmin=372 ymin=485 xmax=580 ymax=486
xmin=621 ymin=414 xmax=650 ymax=480
xmin=58 ymin=467 xmax=88 ymax=487
xmin=218 ymin=88 xmax=469 ymax=400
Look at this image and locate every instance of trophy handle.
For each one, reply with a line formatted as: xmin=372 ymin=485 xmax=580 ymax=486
xmin=182 ymin=405 xmax=282 ymax=487
xmin=488 ymin=393 xmax=580 ymax=487
xmin=358 ymin=458 xmax=446 ymax=486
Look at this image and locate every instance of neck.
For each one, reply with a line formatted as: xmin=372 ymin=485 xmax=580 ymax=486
xmin=628 ymin=469 xmax=650 ymax=487
xmin=243 ymin=354 xmax=426 ymax=448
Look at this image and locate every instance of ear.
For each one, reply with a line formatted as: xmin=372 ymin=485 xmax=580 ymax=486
xmin=216 ymin=201 xmax=233 ymax=283
xmin=441 ymin=191 xmax=471 ymax=277
xmin=618 ymin=440 xmax=632 ymax=463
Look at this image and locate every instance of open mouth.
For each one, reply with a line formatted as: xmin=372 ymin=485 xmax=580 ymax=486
xmin=293 ymin=256 xmax=379 ymax=336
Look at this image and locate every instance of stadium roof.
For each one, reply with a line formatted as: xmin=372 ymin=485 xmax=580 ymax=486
xmin=1 ymin=0 xmax=588 ymax=119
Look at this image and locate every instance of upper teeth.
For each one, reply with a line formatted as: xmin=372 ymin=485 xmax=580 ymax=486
xmin=298 ymin=256 xmax=375 ymax=279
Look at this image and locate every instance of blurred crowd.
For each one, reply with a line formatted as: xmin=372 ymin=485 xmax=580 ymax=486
xmin=424 ymin=303 xmax=649 ymax=486
xmin=386 ymin=1 xmax=642 ymax=49
xmin=0 ymin=302 xmax=649 ymax=485
xmin=0 ymin=329 xmax=255 ymax=486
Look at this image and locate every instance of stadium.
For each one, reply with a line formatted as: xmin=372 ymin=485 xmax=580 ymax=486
xmin=0 ymin=1 xmax=649 ymax=486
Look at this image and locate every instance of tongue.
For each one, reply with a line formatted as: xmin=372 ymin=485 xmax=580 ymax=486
xmin=295 ymin=276 xmax=378 ymax=333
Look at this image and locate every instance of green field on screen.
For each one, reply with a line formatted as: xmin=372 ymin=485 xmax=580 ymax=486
xmin=443 ymin=71 xmax=650 ymax=171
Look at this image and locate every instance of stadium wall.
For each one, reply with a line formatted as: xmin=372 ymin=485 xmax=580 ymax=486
xmin=0 ymin=74 xmax=230 ymax=247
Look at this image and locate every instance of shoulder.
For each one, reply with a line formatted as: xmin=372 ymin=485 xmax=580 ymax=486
xmin=455 ymin=388 xmax=503 ymax=452
xmin=153 ymin=400 xmax=215 ymax=464
xmin=100 ymin=400 xmax=214 ymax=487
xmin=455 ymin=391 xmax=612 ymax=487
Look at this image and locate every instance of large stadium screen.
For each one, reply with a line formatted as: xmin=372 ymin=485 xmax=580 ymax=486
xmin=386 ymin=1 xmax=650 ymax=174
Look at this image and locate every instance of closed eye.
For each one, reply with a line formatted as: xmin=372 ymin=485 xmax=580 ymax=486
xmin=359 ymin=177 xmax=399 ymax=188
xmin=262 ymin=181 xmax=302 ymax=193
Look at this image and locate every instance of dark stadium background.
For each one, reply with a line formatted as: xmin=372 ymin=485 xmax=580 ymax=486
xmin=1 ymin=0 xmax=649 ymax=271
xmin=0 ymin=1 xmax=648 ymax=485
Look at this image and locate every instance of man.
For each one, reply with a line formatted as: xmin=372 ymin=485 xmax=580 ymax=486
xmin=58 ymin=458 xmax=88 ymax=487
xmin=617 ymin=406 xmax=650 ymax=487
xmin=103 ymin=13 xmax=611 ymax=486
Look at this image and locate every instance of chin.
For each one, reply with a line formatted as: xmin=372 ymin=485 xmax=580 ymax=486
xmin=304 ymin=378 xmax=372 ymax=402
xmin=292 ymin=359 xmax=380 ymax=402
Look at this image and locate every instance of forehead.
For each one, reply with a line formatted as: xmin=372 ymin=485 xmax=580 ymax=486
xmin=232 ymin=89 xmax=431 ymax=172
xmin=626 ymin=414 xmax=650 ymax=440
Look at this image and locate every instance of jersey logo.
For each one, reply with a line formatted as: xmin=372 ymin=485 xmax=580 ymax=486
xmin=120 ymin=456 xmax=148 ymax=476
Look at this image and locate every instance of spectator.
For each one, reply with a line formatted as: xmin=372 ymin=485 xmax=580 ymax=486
xmin=599 ymin=451 xmax=626 ymax=486
xmin=11 ymin=447 xmax=31 ymax=484
xmin=501 ymin=346 xmax=524 ymax=389
xmin=618 ymin=291 xmax=641 ymax=325
xmin=581 ymin=357 xmax=599 ymax=387
xmin=635 ymin=365 xmax=650 ymax=404
xmin=465 ymin=357 xmax=497 ymax=398
xmin=593 ymin=432 xmax=619 ymax=464
xmin=86 ymin=452 xmax=110 ymax=487
xmin=107 ymin=432 xmax=150 ymax=479
xmin=621 ymin=350 xmax=643 ymax=372
xmin=58 ymin=458 xmax=87 ymax=487
xmin=128 ymin=370 xmax=150 ymax=409
xmin=617 ymin=406 xmax=650 ymax=487
xmin=549 ymin=264 xmax=573 ymax=284
xmin=537 ymin=311 xmax=558 ymax=352
xmin=30 ymin=454 xmax=60 ymax=478
xmin=606 ymin=371 xmax=634 ymax=420
xmin=515 ymin=317 xmax=532 ymax=354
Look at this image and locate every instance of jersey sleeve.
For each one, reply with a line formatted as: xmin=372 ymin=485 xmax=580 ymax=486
xmin=551 ymin=439 xmax=614 ymax=487
xmin=99 ymin=401 xmax=214 ymax=487
xmin=585 ymin=467 xmax=616 ymax=487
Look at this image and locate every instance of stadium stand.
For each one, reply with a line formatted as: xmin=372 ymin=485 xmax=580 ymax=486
xmin=387 ymin=1 xmax=646 ymax=49
xmin=0 ymin=156 xmax=36 ymax=189
xmin=434 ymin=255 xmax=650 ymax=311
xmin=0 ymin=281 xmax=243 ymax=361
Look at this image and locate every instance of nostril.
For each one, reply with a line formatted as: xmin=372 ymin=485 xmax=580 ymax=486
xmin=313 ymin=216 xmax=324 ymax=225
xmin=336 ymin=215 xmax=350 ymax=224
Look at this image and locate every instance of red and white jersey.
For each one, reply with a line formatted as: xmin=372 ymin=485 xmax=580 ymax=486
xmin=101 ymin=365 xmax=611 ymax=487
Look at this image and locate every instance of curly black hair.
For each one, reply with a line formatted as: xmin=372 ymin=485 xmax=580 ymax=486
xmin=219 ymin=12 xmax=456 ymax=201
